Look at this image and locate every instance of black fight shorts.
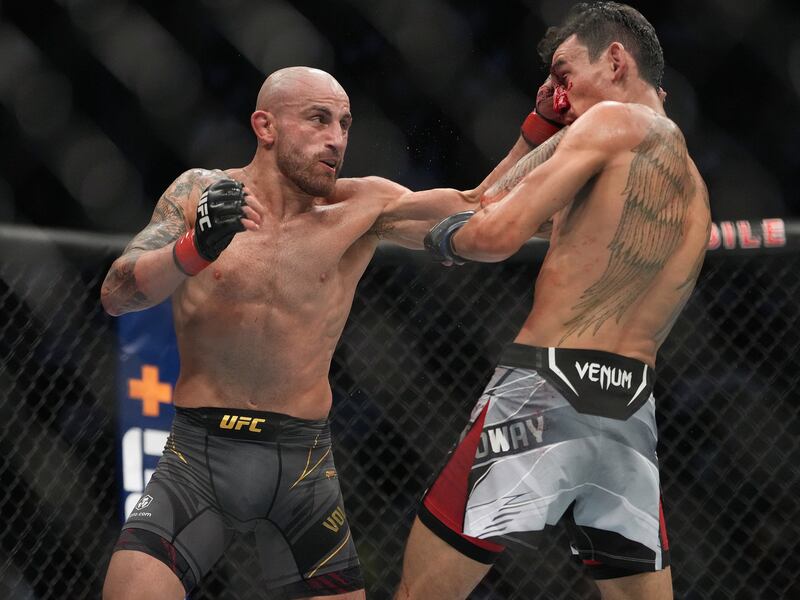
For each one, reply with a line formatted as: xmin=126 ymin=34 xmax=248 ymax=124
xmin=113 ymin=407 xmax=363 ymax=598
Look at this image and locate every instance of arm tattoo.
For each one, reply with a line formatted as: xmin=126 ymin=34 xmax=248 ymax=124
xmin=370 ymin=216 xmax=395 ymax=239
xmin=104 ymin=176 xmax=195 ymax=312
xmin=126 ymin=196 xmax=187 ymax=253
xmin=561 ymin=120 xmax=694 ymax=342
xmin=103 ymin=257 xmax=151 ymax=314
xmin=485 ymin=128 xmax=569 ymax=198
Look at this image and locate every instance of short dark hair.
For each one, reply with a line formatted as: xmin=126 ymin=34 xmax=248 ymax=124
xmin=537 ymin=2 xmax=664 ymax=89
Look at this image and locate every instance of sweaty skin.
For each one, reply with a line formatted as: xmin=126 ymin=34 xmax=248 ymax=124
xmin=101 ymin=67 xmax=527 ymax=421
xmin=453 ymin=39 xmax=710 ymax=368
xmin=395 ymin=32 xmax=708 ymax=600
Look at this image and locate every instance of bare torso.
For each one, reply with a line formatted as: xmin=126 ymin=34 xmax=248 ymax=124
xmin=173 ymin=169 xmax=385 ymax=419
xmin=516 ymin=107 xmax=710 ymax=366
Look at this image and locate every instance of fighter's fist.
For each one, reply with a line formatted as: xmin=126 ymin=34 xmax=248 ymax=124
xmin=520 ymin=77 xmax=567 ymax=147
xmin=173 ymin=179 xmax=259 ymax=275
xmin=534 ymin=76 xmax=568 ymax=125
xmin=193 ymin=179 xmax=249 ymax=260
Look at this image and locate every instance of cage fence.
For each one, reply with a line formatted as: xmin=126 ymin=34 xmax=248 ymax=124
xmin=0 ymin=223 xmax=798 ymax=600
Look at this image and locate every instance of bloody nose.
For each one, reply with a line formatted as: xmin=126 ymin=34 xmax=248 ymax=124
xmin=553 ymin=86 xmax=571 ymax=113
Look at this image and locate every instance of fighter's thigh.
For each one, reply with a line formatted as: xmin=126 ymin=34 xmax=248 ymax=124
xmin=395 ymin=517 xmax=492 ymax=600
xmin=594 ymin=567 xmax=673 ymax=600
xmin=260 ymin=439 xmax=363 ymax=597
xmin=103 ymin=550 xmax=184 ymax=600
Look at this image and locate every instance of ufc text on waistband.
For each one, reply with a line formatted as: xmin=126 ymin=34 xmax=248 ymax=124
xmin=177 ymin=406 xmax=287 ymax=441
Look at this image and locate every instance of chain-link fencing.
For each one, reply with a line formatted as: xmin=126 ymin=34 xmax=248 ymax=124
xmin=0 ymin=225 xmax=798 ymax=599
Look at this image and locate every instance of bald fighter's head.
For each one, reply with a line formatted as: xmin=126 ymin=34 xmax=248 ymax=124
xmin=256 ymin=66 xmax=348 ymax=112
xmin=252 ymin=67 xmax=351 ymax=198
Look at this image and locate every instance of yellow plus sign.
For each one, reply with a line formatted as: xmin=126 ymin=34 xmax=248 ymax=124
xmin=129 ymin=365 xmax=172 ymax=417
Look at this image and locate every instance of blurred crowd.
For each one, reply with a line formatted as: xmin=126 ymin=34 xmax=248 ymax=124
xmin=1 ymin=0 xmax=799 ymax=234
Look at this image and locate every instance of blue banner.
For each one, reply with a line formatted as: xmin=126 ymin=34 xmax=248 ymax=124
xmin=115 ymin=301 xmax=179 ymax=520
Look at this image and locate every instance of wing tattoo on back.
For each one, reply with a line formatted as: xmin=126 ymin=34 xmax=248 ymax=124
xmin=561 ymin=119 xmax=694 ymax=341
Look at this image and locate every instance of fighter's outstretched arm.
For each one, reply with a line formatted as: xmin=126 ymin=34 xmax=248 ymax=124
xmin=374 ymin=77 xmax=570 ymax=248
xmin=467 ymin=77 xmax=566 ymax=201
xmin=100 ymin=170 xmax=261 ymax=316
xmin=369 ymin=142 xmax=558 ymax=249
xmin=451 ymin=102 xmax=632 ymax=262
xmin=372 ymin=185 xmax=479 ymax=249
xmin=466 ymin=136 xmax=540 ymax=202
xmin=369 ymin=108 xmax=565 ymax=248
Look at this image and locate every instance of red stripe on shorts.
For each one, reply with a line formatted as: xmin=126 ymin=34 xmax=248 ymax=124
xmin=659 ymin=498 xmax=670 ymax=551
xmin=423 ymin=402 xmax=504 ymax=553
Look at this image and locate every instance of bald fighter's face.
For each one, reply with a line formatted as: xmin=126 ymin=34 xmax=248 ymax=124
xmin=549 ymin=34 xmax=614 ymax=123
xmin=273 ymin=79 xmax=351 ymax=198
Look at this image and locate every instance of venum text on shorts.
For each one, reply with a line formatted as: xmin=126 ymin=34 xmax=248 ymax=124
xmin=574 ymin=361 xmax=632 ymax=390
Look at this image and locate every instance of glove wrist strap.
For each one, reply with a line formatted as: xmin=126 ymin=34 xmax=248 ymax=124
xmin=424 ymin=211 xmax=474 ymax=265
xmin=173 ymin=231 xmax=212 ymax=276
xmin=521 ymin=111 xmax=562 ymax=146
xmin=445 ymin=228 xmax=467 ymax=264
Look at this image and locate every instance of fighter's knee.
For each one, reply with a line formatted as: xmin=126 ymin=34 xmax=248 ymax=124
xmin=595 ymin=567 xmax=673 ymax=600
xmin=102 ymin=559 xmax=124 ymax=600
xmin=102 ymin=577 xmax=182 ymax=600
xmin=102 ymin=549 xmax=185 ymax=600
xmin=102 ymin=571 xmax=140 ymax=600
xmin=101 ymin=576 xmax=124 ymax=600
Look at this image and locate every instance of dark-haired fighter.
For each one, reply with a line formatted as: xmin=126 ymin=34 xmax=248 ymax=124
xmin=100 ymin=65 xmax=558 ymax=600
xmin=398 ymin=3 xmax=709 ymax=599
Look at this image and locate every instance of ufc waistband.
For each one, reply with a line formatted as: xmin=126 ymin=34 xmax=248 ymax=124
xmin=499 ymin=344 xmax=656 ymax=420
xmin=176 ymin=406 xmax=329 ymax=443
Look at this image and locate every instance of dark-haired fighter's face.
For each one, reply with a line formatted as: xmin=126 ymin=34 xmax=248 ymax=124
xmin=549 ymin=34 xmax=614 ymax=123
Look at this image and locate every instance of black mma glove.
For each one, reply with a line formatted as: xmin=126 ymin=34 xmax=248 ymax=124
xmin=173 ymin=179 xmax=247 ymax=275
xmin=423 ymin=211 xmax=474 ymax=265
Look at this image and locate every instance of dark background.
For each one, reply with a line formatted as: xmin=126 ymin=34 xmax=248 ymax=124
xmin=2 ymin=3 xmax=800 ymax=599
xmin=2 ymin=0 xmax=799 ymax=236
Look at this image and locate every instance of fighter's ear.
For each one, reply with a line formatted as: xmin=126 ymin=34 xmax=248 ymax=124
xmin=251 ymin=110 xmax=276 ymax=147
xmin=607 ymin=42 xmax=629 ymax=81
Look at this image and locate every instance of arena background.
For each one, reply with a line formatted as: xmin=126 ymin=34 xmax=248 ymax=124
xmin=1 ymin=1 xmax=799 ymax=599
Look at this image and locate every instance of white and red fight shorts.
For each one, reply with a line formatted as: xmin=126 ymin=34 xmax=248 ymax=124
xmin=419 ymin=343 xmax=670 ymax=579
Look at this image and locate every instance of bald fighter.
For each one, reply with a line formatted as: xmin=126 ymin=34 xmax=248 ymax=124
xmin=100 ymin=65 xmax=550 ymax=600
xmin=399 ymin=3 xmax=710 ymax=599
